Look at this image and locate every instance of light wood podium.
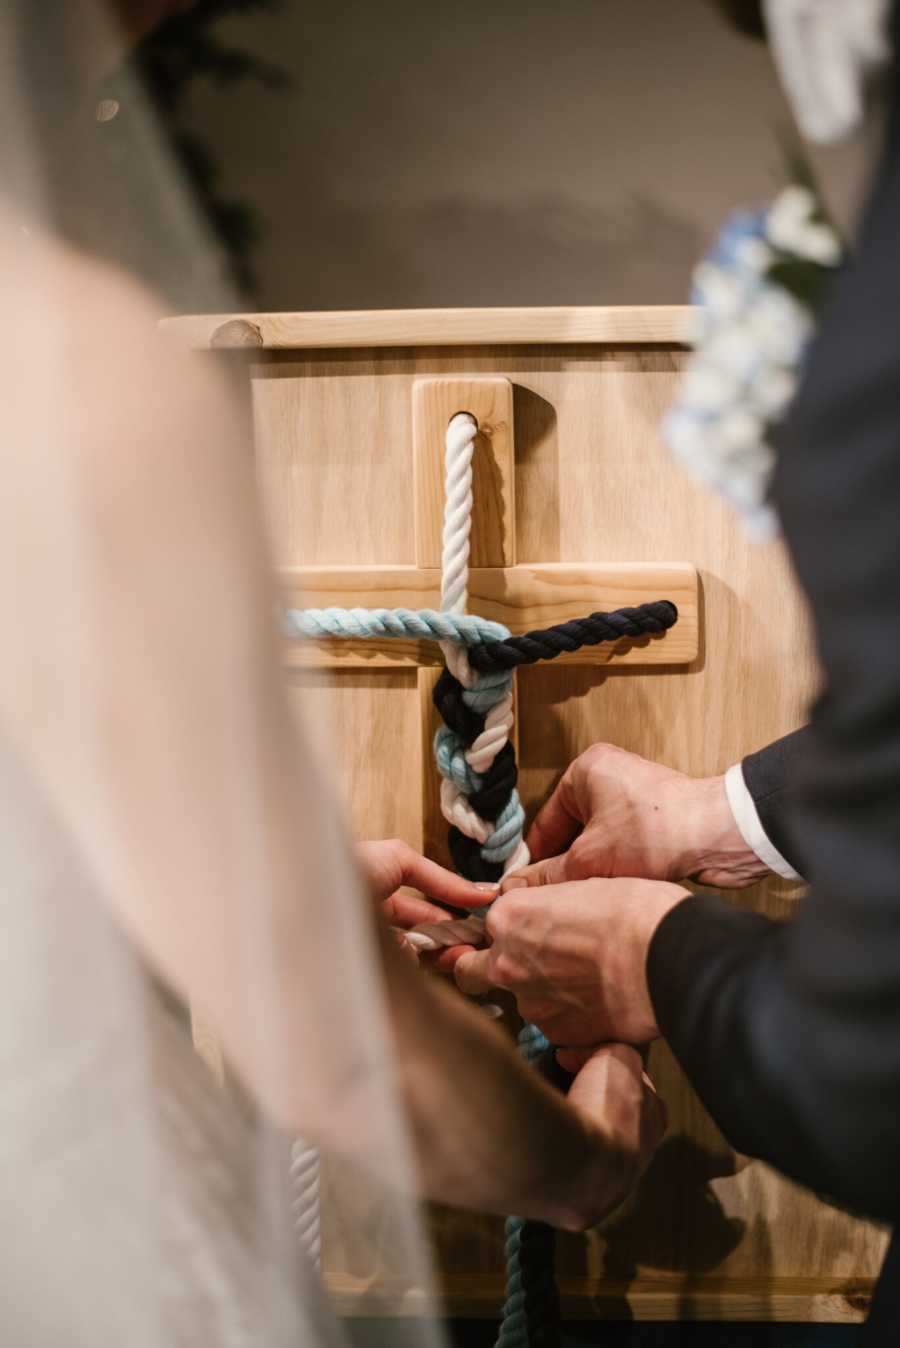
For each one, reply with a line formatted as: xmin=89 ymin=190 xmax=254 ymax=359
xmin=164 ymin=305 xmax=886 ymax=1325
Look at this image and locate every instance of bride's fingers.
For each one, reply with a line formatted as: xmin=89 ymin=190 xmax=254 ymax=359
xmin=358 ymin=840 xmax=498 ymax=909
xmin=381 ymin=891 xmax=455 ymax=927
xmin=393 ymin=848 xmax=498 ymax=910
xmin=430 ymin=942 xmax=476 ymax=974
xmin=454 ymin=948 xmax=496 ymax=996
xmin=555 ymin=1045 xmax=597 ymax=1075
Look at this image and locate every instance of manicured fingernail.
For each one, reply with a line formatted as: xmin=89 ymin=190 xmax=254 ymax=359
xmin=405 ymin=932 xmax=439 ymax=951
xmin=480 ymin=1003 xmax=504 ymax=1020
xmin=475 ymin=882 xmax=499 ymax=892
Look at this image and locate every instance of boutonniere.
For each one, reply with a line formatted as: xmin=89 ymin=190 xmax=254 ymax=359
xmin=664 ymin=177 xmax=842 ymax=538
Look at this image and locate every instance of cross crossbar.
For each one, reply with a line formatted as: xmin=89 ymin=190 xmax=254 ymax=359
xmin=284 ymin=376 xmax=699 ymax=870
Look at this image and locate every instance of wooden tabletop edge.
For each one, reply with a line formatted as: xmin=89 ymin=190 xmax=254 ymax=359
xmin=159 ymin=305 xmax=694 ymax=350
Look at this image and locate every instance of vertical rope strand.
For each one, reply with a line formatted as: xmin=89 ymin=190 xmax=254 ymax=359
xmin=433 ymin=413 xmax=554 ymax=1345
xmin=440 ymin=412 xmax=477 ymax=615
xmin=290 ymin=1138 xmax=322 ymax=1273
xmin=440 ymin=412 xmax=478 ymax=685
xmin=493 ymin=1029 xmax=561 ymax=1348
xmin=434 ymin=413 xmax=529 ymax=877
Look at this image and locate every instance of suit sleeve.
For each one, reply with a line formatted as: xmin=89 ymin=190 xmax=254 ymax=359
xmin=647 ymin=48 xmax=900 ymax=1224
xmin=726 ymin=727 xmax=811 ymax=879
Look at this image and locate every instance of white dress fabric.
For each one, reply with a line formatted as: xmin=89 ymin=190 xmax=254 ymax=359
xmin=0 ymin=6 xmax=445 ymax=1344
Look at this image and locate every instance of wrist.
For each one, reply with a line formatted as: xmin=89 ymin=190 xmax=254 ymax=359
xmin=677 ymin=774 xmax=770 ymax=887
xmin=569 ymin=1137 xmax=633 ymax=1231
xmin=637 ymin=883 xmax=690 ymax=1032
xmin=549 ymin=1112 xmax=636 ymax=1232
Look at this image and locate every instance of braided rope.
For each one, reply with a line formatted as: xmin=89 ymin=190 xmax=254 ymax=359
xmin=432 ymin=417 xmax=548 ymax=1343
xmin=286 ymin=410 xmax=680 ymax=1338
xmin=290 ymin=1139 xmax=322 ymax=1271
xmin=433 ymin=412 xmax=528 ymax=875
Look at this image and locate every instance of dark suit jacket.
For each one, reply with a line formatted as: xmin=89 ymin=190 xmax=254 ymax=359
xmin=646 ymin=25 xmax=900 ymax=1339
xmin=740 ymin=726 xmax=810 ymax=876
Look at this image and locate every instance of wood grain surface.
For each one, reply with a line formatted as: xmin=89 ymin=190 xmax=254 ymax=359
xmin=234 ymin=315 xmax=886 ymax=1322
xmin=161 ymin=305 xmax=691 ymax=351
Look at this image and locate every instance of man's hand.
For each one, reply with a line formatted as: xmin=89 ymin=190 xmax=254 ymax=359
xmin=454 ymin=875 xmax=689 ymax=1044
xmin=357 ymin=838 xmax=495 ymax=927
xmin=521 ymin=743 xmax=768 ymax=888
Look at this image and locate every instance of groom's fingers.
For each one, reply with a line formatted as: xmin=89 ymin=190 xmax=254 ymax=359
xmin=527 ymin=775 xmax=582 ymax=862
xmin=500 ymin=852 xmax=569 ymax=890
xmin=454 ymin=948 xmax=496 ymax=996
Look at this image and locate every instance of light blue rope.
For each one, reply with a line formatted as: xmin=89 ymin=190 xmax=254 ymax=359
xmin=434 ymin=727 xmax=482 ymax=792
xmin=481 ymin=793 xmax=527 ymax=862
xmin=495 ymin=1025 xmax=559 ymax=1348
xmin=284 ymin=606 xmax=509 ymax=647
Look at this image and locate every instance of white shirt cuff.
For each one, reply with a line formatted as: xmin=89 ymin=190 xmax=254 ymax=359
xmin=724 ymin=762 xmax=802 ymax=882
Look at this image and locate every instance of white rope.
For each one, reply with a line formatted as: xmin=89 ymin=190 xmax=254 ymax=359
xmin=439 ymin=413 xmax=478 ymax=687
xmin=465 ymin=691 xmax=513 ymax=774
xmin=290 ymin=1138 xmax=322 ymax=1272
xmin=503 ymin=839 xmax=531 ymax=875
xmin=440 ymin=778 xmax=491 ymax=843
xmin=438 ymin=412 xmax=511 ymax=774
xmin=437 ymin=412 xmax=528 ymax=873
xmin=441 ymin=412 xmax=477 ymax=614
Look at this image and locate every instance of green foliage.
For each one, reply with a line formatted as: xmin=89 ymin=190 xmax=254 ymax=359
xmin=134 ymin=0 xmax=289 ymax=295
xmin=767 ymin=256 xmax=834 ymax=311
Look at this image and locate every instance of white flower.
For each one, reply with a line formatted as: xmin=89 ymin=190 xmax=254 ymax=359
xmin=666 ymin=182 xmax=837 ymax=541
xmin=735 ymin=236 xmax=773 ymax=273
xmin=704 ymin=325 xmax=761 ymax=381
xmin=746 ymin=288 xmax=813 ymax=365
xmin=753 ymin=367 xmax=798 ymax=418
xmin=766 ymin=185 xmax=816 ymax=250
xmin=742 ymin=503 xmax=779 ymax=542
xmin=722 ymin=463 xmax=772 ymax=509
xmin=766 ymin=184 xmax=841 ymax=266
xmin=796 ymin=222 xmax=842 ymax=265
xmin=717 ymin=407 xmax=766 ymax=453
xmin=664 ymin=409 xmax=708 ymax=458
xmin=692 ymin=263 xmax=746 ymax=321
xmin=681 ymin=365 xmax=742 ymax=414
xmin=679 ymin=307 xmax=706 ymax=344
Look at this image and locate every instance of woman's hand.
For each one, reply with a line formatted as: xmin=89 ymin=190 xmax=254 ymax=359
xmin=357 ymin=838 xmax=496 ymax=928
xmin=559 ymin=1042 xmax=667 ymax=1228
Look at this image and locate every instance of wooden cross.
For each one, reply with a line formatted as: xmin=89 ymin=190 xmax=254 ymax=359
xmin=283 ymin=376 xmax=699 ymax=869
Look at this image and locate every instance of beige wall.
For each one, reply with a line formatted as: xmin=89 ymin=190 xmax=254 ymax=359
xmin=184 ymin=0 xmax=793 ymax=310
